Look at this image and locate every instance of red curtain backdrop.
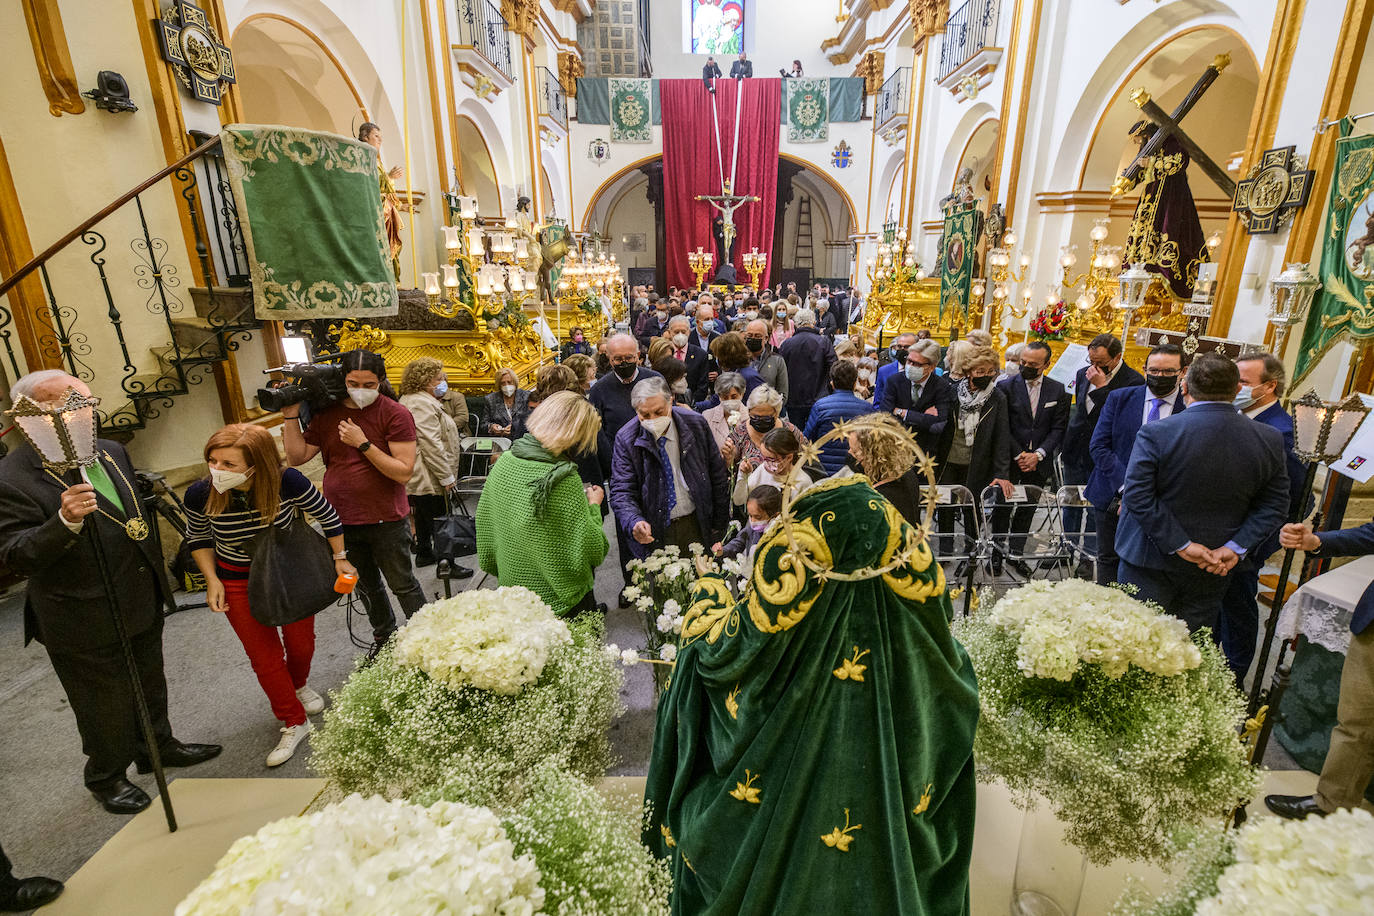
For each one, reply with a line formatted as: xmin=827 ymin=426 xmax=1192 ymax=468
xmin=661 ymin=77 xmax=780 ymax=291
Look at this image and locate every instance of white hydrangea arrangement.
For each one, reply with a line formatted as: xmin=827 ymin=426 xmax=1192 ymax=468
xmin=989 ymin=578 xmax=1202 ymax=680
xmin=1114 ymin=809 xmax=1374 ymax=916
xmin=953 ymin=580 xmax=1258 ymax=864
xmin=175 ymin=795 xmax=545 ymax=916
xmin=624 ymin=546 xmax=702 ymax=690
xmin=311 ymin=590 xmax=623 ymax=809
xmin=393 ymin=586 xmax=573 ymax=695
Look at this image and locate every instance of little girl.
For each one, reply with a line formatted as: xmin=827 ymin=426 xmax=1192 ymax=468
xmin=733 ymin=427 xmax=813 ymax=507
xmin=714 ymin=485 xmax=781 ymax=566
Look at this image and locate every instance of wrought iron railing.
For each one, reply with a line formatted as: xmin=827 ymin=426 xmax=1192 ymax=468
xmin=0 ymin=133 xmax=259 ymax=434
xmin=937 ymin=0 xmax=999 ymax=82
xmin=455 ymin=0 xmax=515 ymax=81
xmin=875 ymin=67 xmax=911 ymax=130
xmin=538 ymin=66 xmax=567 ymax=129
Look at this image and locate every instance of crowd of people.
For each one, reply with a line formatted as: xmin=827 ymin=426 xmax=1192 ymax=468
xmin=0 ymin=276 xmax=1349 ymax=909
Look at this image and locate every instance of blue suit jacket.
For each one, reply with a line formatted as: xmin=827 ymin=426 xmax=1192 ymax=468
xmin=1115 ymin=401 xmax=1290 ymax=571
xmin=872 ymin=360 xmax=901 ymax=407
xmin=1313 ymin=521 xmax=1374 ymax=634
xmin=1251 ymin=400 xmax=1310 ymax=559
xmin=1084 ymin=386 xmax=1186 ymax=509
xmin=1063 ymin=363 xmax=1144 ymax=475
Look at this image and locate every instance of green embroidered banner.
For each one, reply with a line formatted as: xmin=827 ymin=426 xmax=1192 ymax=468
xmin=1294 ymin=122 xmax=1374 ymax=383
xmin=221 ymin=125 xmax=398 ymax=320
xmin=609 ymin=77 xmax=653 ymax=143
xmin=786 ymin=77 xmax=829 ymax=143
xmin=937 ymin=208 xmax=984 ymax=322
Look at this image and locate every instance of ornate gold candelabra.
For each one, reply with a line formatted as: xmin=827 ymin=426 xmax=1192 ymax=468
xmin=1059 ymin=217 xmax=1124 ymax=325
xmin=688 ymin=247 xmax=714 ymax=289
xmin=555 ymin=243 xmax=622 ymax=337
xmin=742 ymin=248 xmax=768 ymax=289
xmin=421 ymin=196 xmax=542 ymax=326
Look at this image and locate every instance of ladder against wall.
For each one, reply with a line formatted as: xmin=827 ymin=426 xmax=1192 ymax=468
xmin=795 ymin=195 xmax=814 ymax=272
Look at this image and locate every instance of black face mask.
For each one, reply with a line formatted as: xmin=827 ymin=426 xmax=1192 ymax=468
xmin=612 ymin=362 xmax=638 ymax=381
xmin=890 ymin=346 xmax=909 ymax=363
xmin=749 ymin=415 xmax=777 ymax=433
xmin=745 ymin=337 xmax=764 ymax=353
xmin=970 ymin=374 xmax=993 ymax=390
xmin=1145 ymin=373 xmax=1177 ymax=397
xmin=1019 ymin=365 xmax=1042 ymax=381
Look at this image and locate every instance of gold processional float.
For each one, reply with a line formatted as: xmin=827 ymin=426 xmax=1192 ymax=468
xmin=330 ymin=193 xmax=625 ymax=393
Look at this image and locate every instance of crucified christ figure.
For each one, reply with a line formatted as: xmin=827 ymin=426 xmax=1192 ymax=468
xmin=696 ymin=181 xmax=759 ymax=265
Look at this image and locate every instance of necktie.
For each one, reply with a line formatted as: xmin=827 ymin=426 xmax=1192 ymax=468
xmin=87 ymin=460 xmax=125 ymax=512
xmin=1147 ymin=397 xmax=1162 ymax=423
xmin=675 ymin=348 xmax=686 ymax=360
xmin=658 ymin=436 xmax=677 ymax=513
xmin=1029 ymin=383 xmax=1039 ymax=417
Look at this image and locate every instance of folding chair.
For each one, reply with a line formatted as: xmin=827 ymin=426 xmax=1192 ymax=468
xmin=979 ymin=483 xmax=1072 ymax=582
xmin=1055 ymin=485 xmax=1098 ymax=582
xmin=927 ymin=484 xmax=980 ymax=616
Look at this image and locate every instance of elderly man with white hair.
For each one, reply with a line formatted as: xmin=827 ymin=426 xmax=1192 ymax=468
xmin=777 ymin=307 xmax=836 ymax=431
xmin=879 ymin=337 xmax=956 ymax=462
xmin=609 ymin=377 xmax=729 ymax=558
xmin=0 ymin=370 xmax=220 ymax=816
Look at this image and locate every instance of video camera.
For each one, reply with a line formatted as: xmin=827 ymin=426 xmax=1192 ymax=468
xmin=257 ymin=361 xmax=348 ymax=413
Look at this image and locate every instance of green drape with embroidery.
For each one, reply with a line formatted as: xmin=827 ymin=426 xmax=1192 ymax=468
xmin=643 ymin=476 xmax=979 ymax=915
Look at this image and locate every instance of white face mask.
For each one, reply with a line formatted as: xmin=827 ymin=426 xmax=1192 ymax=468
xmin=641 ymin=415 xmax=672 ymax=437
xmin=672 ymin=380 xmax=689 ymax=394
xmin=720 ymin=398 xmax=744 ymax=415
xmin=671 ymin=333 xmax=689 ymax=348
xmin=502 ymin=384 xmax=516 ymax=397
xmin=348 ymin=387 xmax=380 ymax=408
xmin=210 ymin=467 xmax=252 ymax=493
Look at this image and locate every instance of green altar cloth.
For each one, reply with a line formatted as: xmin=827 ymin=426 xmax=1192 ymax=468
xmin=221 ymin=125 xmax=398 ymax=321
xmin=644 ymin=476 xmax=980 ymax=915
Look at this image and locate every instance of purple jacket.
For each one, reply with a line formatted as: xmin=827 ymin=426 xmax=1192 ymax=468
xmin=610 ymin=407 xmax=730 ymax=558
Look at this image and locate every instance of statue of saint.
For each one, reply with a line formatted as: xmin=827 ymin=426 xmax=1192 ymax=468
xmin=697 ymin=180 xmax=759 ymax=266
xmin=644 ymin=463 xmax=979 ymax=914
xmin=359 ymin=122 xmax=409 ymax=282
xmin=1119 ymin=123 xmax=1208 ymax=300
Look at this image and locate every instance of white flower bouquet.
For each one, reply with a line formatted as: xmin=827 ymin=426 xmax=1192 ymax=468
xmin=953 ymin=580 xmax=1258 ymax=864
xmin=175 ymin=794 xmax=545 ymax=915
xmin=311 ymin=588 xmax=623 ymax=808
xmin=624 ymin=546 xmax=700 ymax=690
xmin=1114 ymin=809 xmax=1374 ymax=916
xmin=178 ymin=780 xmax=673 ymax=916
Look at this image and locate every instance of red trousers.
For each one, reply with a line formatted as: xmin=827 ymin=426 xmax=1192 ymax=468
xmin=221 ymin=571 xmax=314 ymax=727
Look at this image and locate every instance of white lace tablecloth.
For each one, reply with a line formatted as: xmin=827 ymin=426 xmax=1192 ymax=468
xmin=1276 ymin=554 xmax=1374 ymax=655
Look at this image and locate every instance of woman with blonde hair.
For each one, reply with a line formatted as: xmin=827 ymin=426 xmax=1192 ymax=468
xmin=399 ymin=357 xmax=460 ymax=567
xmin=481 ymin=366 xmax=528 ymax=437
xmin=185 ymin=424 xmax=352 ymax=766
xmin=847 ymin=414 xmax=926 ymax=527
xmin=476 ymin=392 xmax=609 ymax=616
xmin=944 ymin=339 xmax=975 ymax=381
xmin=562 ymin=353 xmax=597 ymax=393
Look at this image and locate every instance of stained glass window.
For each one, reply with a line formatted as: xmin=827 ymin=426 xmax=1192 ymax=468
xmin=691 ymin=0 xmax=744 ymax=55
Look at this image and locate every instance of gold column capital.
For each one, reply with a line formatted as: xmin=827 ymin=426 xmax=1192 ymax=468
xmin=21 ymin=0 xmax=86 ymax=117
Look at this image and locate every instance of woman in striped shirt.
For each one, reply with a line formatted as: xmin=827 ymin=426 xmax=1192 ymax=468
xmin=185 ymin=424 xmax=352 ymax=767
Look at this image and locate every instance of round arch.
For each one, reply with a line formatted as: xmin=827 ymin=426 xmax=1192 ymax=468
xmin=581 ymin=153 xmax=663 ymax=230
xmin=453 ymin=114 xmax=503 ymax=216
xmin=780 ymin=152 xmax=858 ymax=230
xmin=233 ymin=13 xmax=368 ymax=131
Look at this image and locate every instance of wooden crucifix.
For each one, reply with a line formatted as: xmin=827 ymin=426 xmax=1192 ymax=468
xmin=1111 ymin=54 xmax=1237 ymax=199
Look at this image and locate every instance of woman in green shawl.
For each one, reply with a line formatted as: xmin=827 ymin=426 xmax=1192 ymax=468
xmin=644 ymin=470 xmax=980 ymax=915
xmin=475 ymin=391 xmax=608 ymax=616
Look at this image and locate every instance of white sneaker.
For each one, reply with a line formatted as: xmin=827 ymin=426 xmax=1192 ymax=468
xmin=266 ymin=722 xmax=312 ymax=767
xmin=296 ymin=685 xmax=325 ymax=715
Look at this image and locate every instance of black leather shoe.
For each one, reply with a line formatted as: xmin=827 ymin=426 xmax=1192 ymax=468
xmin=1009 ymin=559 xmax=1034 ymax=579
xmin=89 ymin=777 xmax=152 ymax=815
xmin=135 ymin=740 xmax=222 ymax=774
xmin=1265 ymin=794 xmax=1329 ymax=820
xmin=414 ymin=550 xmax=438 ymax=568
xmin=450 ymin=564 xmax=474 ymax=579
xmin=0 ymin=875 xmax=64 ymax=912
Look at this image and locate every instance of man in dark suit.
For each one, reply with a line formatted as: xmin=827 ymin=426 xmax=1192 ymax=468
xmin=1086 ymin=344 xmax=1186 ymax=585
xmin=0 ymin=372 xmax=220 ymax=815
xmin=994 ymin=340 xmax=1071 ymax=573
xmin=664 ymin=315 xmax=711 ymax=402
xmin=703 ymin=56 xmax=722 ymax=91
xmin=1063 ymin=333 xmax=1144 ymax=496
xmin=690 ymin=302 xmax=721 ymax=353
xmin=1116 ymin=353 xmax=1290 ymax=633
xmin=879 ymin=337 xmax=955 ymax=462
xmin=778 ymin=307 xmax=836 ymax=431
xmin=1219 ymin=352 xmax=1309 ymax=682
xmin=589 ymin=335 xmax=664 ymax=594
xmin=1266 ymin=517 xmax=1374 ymax=819
xmin=730 ymin=52 xmax=752 ymax=79
xmin=872 ymin=332 xmax=916 ymax=407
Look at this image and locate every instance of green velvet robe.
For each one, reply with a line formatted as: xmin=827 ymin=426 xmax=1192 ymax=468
xmin=643 ymin=475 xmax=979 ymax=915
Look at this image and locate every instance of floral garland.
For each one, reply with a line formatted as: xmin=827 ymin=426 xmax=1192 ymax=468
xmin=393 ymin=586 xmax=572 ymax=696
xmin=175 ymin=795 xmax=545 ymax=915
xmin=1029 ymin=300 xmax=1069 ymax=340
xmin=1114 ymin=809 xmax=1374 ymax=916
xmin=953 ymin=581 xmax=1257 ymax=864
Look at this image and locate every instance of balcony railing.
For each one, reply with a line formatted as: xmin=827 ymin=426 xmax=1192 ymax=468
xmin=875 ymin=67 xmax=911 ymax=130
xmin=937 ymin=0 xmax=999 ymax=82
xmin=538 ymin=66 xmax=567 ymax=130
xmin=455 ymin=0 xmax=515 ymax=81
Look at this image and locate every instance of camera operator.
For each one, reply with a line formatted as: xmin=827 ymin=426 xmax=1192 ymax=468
xmin=279 ymin=350 xmax=422 ymax=658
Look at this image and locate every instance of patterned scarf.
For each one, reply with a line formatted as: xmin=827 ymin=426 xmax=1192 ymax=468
xmin=955 ymin=378 xmax=995 ymax=440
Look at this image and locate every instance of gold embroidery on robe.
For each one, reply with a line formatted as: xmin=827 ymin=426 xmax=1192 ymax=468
xmin=729 ymin=769 xmax=762 ymax=804
xmin=821 ymin=808 xmax=861 ymax=852
xmin=833 ymin=646 xmax=871 ymax=681
xmin=913 ymin=783 xmax=933 ymax=815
